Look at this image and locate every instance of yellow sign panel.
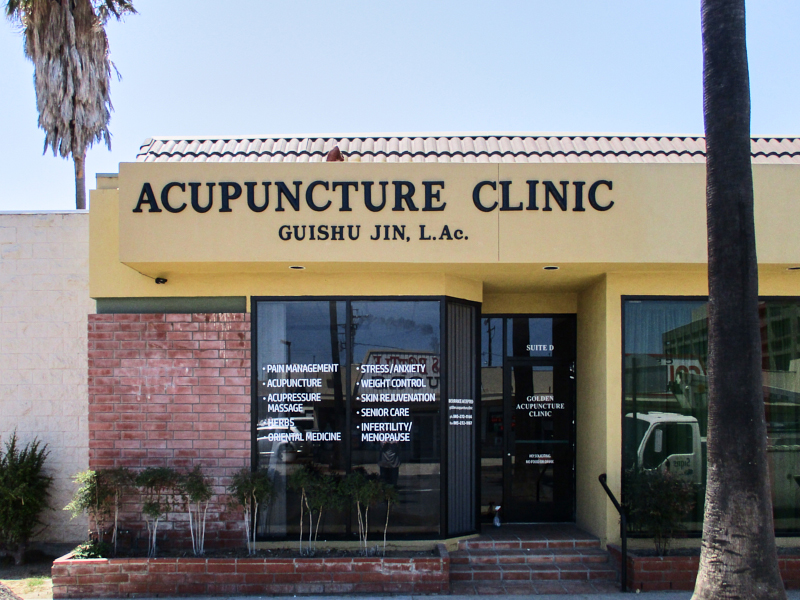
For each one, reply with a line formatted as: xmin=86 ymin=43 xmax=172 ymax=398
xmin=117 ymin=162 xmax=800 ymax=267
xmin=120 ymin=163 xmax=502 ymax=264
xmin=119 ymin=162 xmax=640 ymax=265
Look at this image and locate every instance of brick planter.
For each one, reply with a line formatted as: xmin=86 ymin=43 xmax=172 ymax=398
xmin=52 ymin=545 xmax=450 ymax=597
xmin=608 ymin=544 xmax=800 ymax=592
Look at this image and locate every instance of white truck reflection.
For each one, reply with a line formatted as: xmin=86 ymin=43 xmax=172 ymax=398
xmin=627 ymin=411 xmax=800 ymax=520
xmin=625 ymin=412 xmax=704 ymax=484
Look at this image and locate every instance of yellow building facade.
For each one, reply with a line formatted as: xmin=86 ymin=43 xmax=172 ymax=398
xmin=89 ymin=134 xmax=800 ymax=546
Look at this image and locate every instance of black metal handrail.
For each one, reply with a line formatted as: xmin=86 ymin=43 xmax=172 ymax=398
xmin=599 ymin=473 xmax=628 ymax=593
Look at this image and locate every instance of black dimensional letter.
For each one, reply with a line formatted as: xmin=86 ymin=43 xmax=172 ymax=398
xmin=362 ymin=182 xmax=386 ymax=212
xmin=499 ymin=181 xmax=522 ymax=211
xmin=306 ymin=181 xmax=331 ymax=211
xmin=276 ymin=181 xmax=302 ymax=211
xmin=160 ymin=182 xmax=186 ymax=213
xmin=472 ymin=181 xmax=498 ymax=212
xmin=392 ymin=181 xmax=418 ymax=211
xmin=190 ymin=182 xmax=213 ymax=213
xmin=526 ymin=180 xmax=539 ymax=210
xmin=333 ymin=181 xmax=358 ymax=211
xmin=133 ymin=183 xmax=162 ymax=213
xmin=543 ymin=181 xmax=569 ymax=211
xmin=219 ymin=182 xmax=242 ymax=212
xmin=246 ymin=182 xmax=269 ymax=212
xmin=422 ymin=181 xmax=446 ymax=211
xmin=588 ymin=180 xmax=614 ymax=211
xmin=573 ymin=182 xmax=586 ymax=212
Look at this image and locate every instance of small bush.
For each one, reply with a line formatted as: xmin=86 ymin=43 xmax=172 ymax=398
xmin=228 ymin=468 xmax=274 ymax=555
xmin=288 ymin=465 xmax=344 ymax=555
xmin=64 ymin=468 xmax=135 ymax=556
xmin=135 ymin=467 xmax=180 ymax=557
xmin=624 ymin=468 xmax=696 ymax=556
xmin=64 ymin=470 xmax=114 ymax=545
xmin=71 ymin=539 xmax=112 ymax=559
xmin=179 ymin=466 xmax=213 ymax=556
xmin=341 ymin=468 xmax=391 ymax=555
xmin=0 ymin=432 xmax=52 ymax=565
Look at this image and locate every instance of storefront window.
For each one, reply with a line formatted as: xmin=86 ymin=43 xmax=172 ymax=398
xmin=255 ymin=299 xmax=444 ymax=539
xmin=350 ymin=301 xmax=441 ymax=536
xmin=622 ymin=299 xmax=800 ymax=535
xmin=255 ymin=301 xmax=347 ymax=537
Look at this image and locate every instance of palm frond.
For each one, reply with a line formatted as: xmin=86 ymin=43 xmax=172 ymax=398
xmin=94 ymin=0 xmax=136 ymax=24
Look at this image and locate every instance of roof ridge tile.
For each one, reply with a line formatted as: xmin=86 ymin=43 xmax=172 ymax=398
xmin=134 ymin=134 xmax=800 ymax=164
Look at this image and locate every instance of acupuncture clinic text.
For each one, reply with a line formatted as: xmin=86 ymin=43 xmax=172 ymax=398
xmin=132 ymin=179 xmax=614 ymax=214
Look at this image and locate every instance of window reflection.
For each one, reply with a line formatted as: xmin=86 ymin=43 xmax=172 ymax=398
xmin=351 ymin=301 xmax=441 ymax=536
xmin=623 ymin=299 xmax=800 ymax=535
xmin=255 ymin=299 xmax=442 ymax=539
xmin=256 ymin=301 xmax=347 ymax=537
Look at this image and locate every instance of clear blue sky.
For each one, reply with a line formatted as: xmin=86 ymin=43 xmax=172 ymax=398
xmin=1 ymin=0 xmax=798 ymax=211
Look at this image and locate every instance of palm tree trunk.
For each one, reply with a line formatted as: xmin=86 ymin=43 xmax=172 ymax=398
xmin=74 ymin=152 xmax=86 ymax=210
xmin=693 ymin=1 xmax=785 ymax=598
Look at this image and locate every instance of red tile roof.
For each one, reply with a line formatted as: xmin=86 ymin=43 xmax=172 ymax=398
xmin=136 ymin=134 xmax=800 ymax=164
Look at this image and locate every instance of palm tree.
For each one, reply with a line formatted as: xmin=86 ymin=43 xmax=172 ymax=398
xmin=4 ymin=0 xmax=136 ymax=209
xmin=693 ymin=1 xmax=785 ymax=598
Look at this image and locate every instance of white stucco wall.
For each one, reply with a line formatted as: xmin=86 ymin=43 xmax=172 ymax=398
xmin=0 ymin=211 xmax=92 ymax=544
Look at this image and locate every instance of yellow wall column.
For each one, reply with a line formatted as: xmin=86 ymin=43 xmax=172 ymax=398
xmin=575 ymin=275 xmax=613 ymax=544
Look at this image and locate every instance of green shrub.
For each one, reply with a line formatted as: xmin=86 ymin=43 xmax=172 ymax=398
xmin=64 ymin=468 xmax=134 ymax=556
xmin=71 ymin=539 xmax=112 ymax=559
xmin=379 ymin=480 xmax=399 ymax=555
xmin=288 ymin=465 xmax=343 ymax=555
xmin=228 ymin=468 xmax=274 ymax=555
xmin=0 ymin=432 xmax=52 ymax=565
xmin=341 ymin=468 xmax=389 ymax=555
xmin=64 ymin=470 xmax=113 ymax=545
xmin=178 ymin=466 xmax=213 ymax=556
xmin=135 ymin=467 xmax=180 ymax=557
xmin=104 ymin=468 xmax=135 ymax=555
xmin=624 ymin=468 xmax=696 ymax=556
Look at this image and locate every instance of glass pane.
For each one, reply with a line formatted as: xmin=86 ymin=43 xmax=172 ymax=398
xmin=508 ymin=364 xmax=574 ymax=521
xmin=508 ymin=317 xmax=553 ymax=357
xmin=481 ymin=317 xmax=503 ymax=368
xmin=622 ymin=300 xmax=708 ymax=533
xmin=623 ymin=299 xmax=800 ymax=536
xmin=350 ymin=301 xmax=442 ymax=536
xmin=506 ymin=317 xmax=576 ymax=360
xmin=255 ymin=301 xmax=347 ymax=538
xmin=763 ymin=302 xmax=800 ymax=533
xmin=480 ymin=318 xmax=503 ymax=520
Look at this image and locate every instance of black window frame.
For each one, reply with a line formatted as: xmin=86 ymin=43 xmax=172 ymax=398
xmin=621 ymin=295 xmax=800 ymax=537
xmin=250 ymin=295 xmax=480 ymax=540
xmin=478 ymin=313 xmax=578 ymax=524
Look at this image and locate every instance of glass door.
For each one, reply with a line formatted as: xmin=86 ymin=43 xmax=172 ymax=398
xmin=503 ymin=361 xmax=575 ymax=522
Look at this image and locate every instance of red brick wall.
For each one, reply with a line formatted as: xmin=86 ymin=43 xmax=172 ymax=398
xmin=88 ymin=313 xmax=251 ymax=550
xmin=608 ymin=545 xmax=800 ymax=591
xmin=52 ymin=547 xmax=451 ymax=598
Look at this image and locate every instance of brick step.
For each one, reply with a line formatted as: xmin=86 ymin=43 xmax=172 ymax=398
xmin=450 ymin=547 xmax=611 ymax=566
xmin=459 ymin=537 xmax=601 ymax=551
xmin=450 ymin=561 xmax=618 ymax=582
